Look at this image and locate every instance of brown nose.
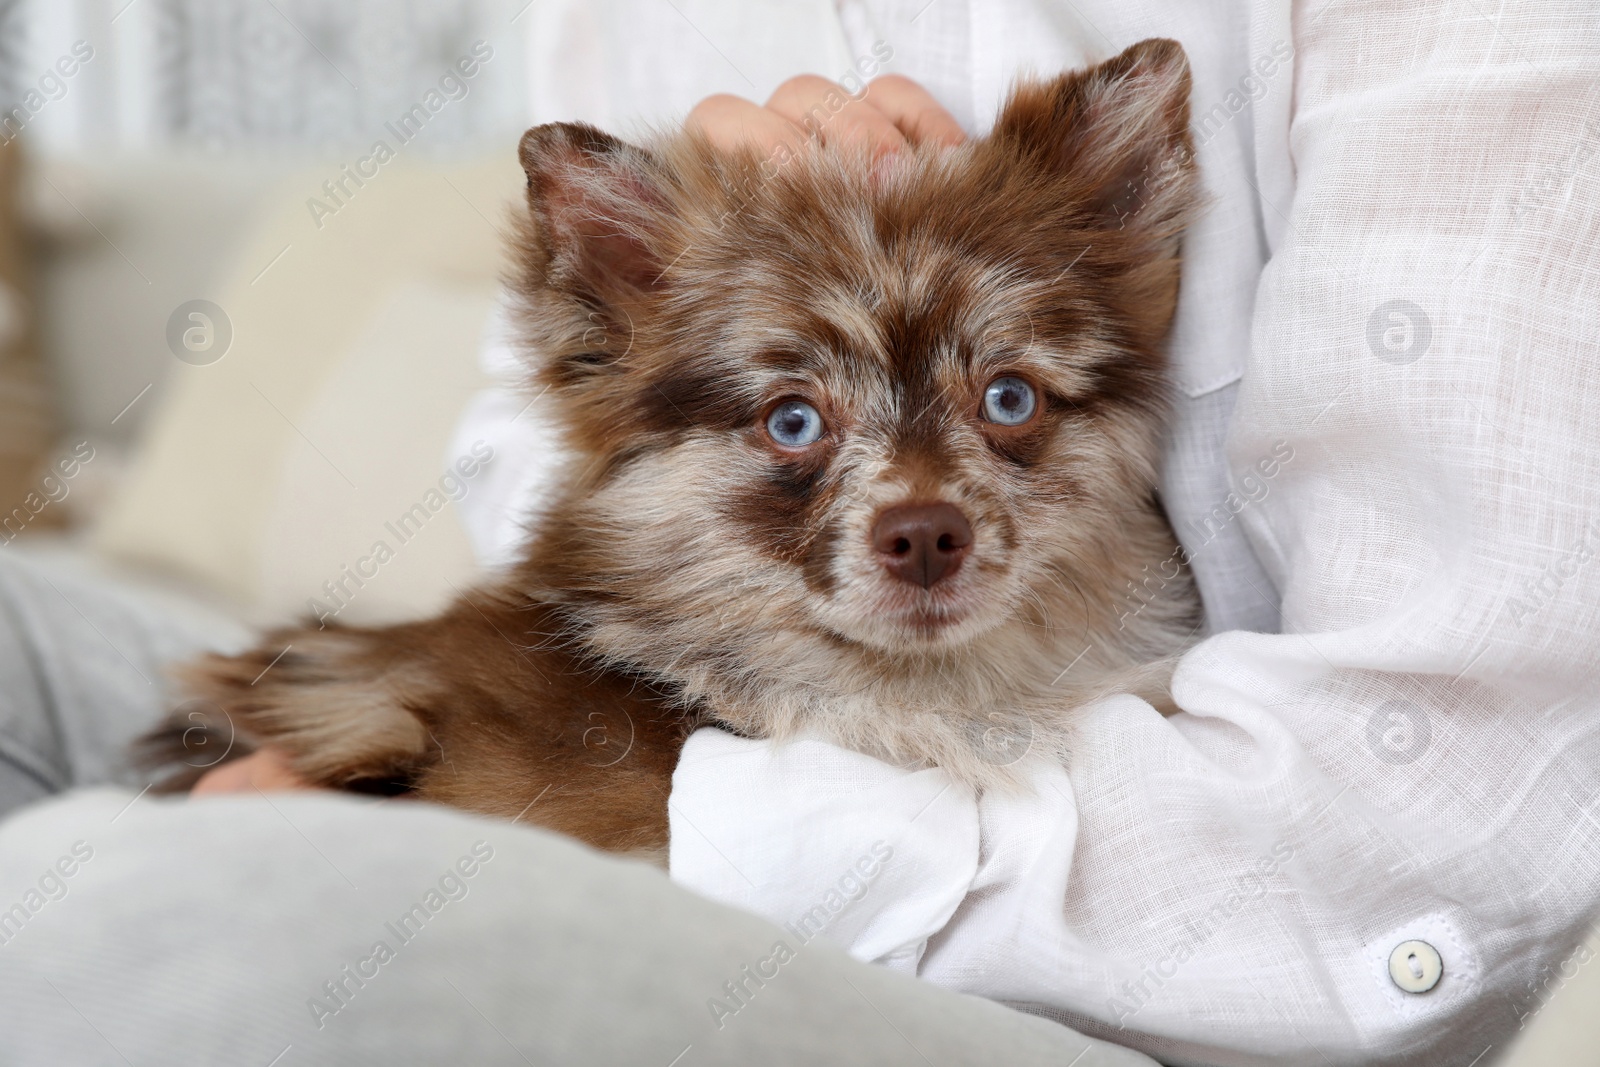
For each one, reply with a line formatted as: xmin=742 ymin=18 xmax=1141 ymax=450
xmin=871 ymin=503 xmax=973 ymax=588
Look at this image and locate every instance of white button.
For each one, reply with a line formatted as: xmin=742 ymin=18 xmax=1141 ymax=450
xmin=1388 ymin=940 xmax=1443 ymax=993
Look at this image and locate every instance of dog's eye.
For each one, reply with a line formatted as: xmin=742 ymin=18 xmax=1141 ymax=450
xmin=982 ymin=377 xmax=1037 ymax=426
xmin=766 ymin=400 xmax=825 ymax=448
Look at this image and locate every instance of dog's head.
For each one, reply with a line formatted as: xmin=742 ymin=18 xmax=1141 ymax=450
xmin=511 ymin=39 xmax=1197 ymax=678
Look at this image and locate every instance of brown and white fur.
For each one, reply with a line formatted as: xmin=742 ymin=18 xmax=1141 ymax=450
xmin=144 ymin=39 xmax=1203 ymax=861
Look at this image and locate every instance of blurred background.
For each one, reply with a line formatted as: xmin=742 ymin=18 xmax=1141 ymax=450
xmin=0 ymin=0 xmax=855 ymax=627
xmin=0 ymin=0 xmax=537 ymax=623
xmin=1 ymin=0 xmax=527 ymax=448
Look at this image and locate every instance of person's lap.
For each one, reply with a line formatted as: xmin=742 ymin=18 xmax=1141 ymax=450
xmin=0 ymin=549 xmax=1154 ymax=1066
xmin=0 ymin=547 xmax=251 ymax=817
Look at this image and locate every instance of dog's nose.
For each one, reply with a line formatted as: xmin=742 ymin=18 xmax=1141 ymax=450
xmin=871 ymin=503 xmax=973 ymax=588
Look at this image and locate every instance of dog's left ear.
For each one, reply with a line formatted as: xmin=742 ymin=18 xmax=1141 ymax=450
xmin=994 ymin=38 xmax=1196 ymax=250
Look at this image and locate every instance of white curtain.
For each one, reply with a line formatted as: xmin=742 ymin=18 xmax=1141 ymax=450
xmin=1 ymin=0 xmax=530 ymax=157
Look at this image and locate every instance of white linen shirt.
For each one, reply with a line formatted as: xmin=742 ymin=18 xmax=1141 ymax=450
xmin=450 ymin=2 xmax=1600 ymax=1063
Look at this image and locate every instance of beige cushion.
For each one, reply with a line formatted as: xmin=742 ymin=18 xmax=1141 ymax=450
xmin=254 ymin=281 xmax=494 ymax=625
xmin=0 ymin=140 xmax=60 ymax=531
xmin=90 ymin=155 xmax=523 ymax=621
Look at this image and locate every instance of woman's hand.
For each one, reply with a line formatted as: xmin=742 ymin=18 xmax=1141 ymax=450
xmin=191 ymin=748 xmax=313 ymax=796
xmin=686 ymin=73 xmax=965 ymax=158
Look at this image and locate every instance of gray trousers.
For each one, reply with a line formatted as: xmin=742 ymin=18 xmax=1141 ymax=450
xmin=0 ymin=549 xmax=1157 ymax=1067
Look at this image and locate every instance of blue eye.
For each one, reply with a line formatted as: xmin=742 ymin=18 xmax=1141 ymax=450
xmin=982 ymin=376 xmax=1037 ymax=426
xmin=766 ymin=400 xmax=825 ymax=447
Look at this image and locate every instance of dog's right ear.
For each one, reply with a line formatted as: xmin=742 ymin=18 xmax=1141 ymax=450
xmin=518 ymin=122 xmax=673 ymax=306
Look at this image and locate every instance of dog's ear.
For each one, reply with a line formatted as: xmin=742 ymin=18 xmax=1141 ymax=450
xmin=518 ymin=122 xmax=673 ymax=305
xmin=993 ymin=38 xmax=1195 ymax=249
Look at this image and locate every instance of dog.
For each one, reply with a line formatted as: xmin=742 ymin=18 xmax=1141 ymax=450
xmin=144 ymin=38 xmax=1203 ymax=864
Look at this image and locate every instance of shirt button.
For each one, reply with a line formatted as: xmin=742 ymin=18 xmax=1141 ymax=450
xmin=1388 ymin=939 xmax=1443 ymax=993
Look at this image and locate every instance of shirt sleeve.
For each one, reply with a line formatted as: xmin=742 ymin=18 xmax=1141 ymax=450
xmin=670 ymin=4 xmax=1600 ymax=1066
xmin=668 ymin=727 xmax=984 ymax=974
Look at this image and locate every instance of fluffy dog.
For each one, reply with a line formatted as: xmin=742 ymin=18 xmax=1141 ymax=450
xmin=145 ymin=38 xmax=1202 ymax=862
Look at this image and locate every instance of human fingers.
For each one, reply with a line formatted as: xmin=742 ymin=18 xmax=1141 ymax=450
xmin=685 ymin=92 xmax=809 ymax=155
xmin=764 ymin=74 xmax=909 ymax=156
xmin=191 ymin=748 xmax=314 ymax=795
xmin=860 ymin=73 xmax=966 ymax=146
